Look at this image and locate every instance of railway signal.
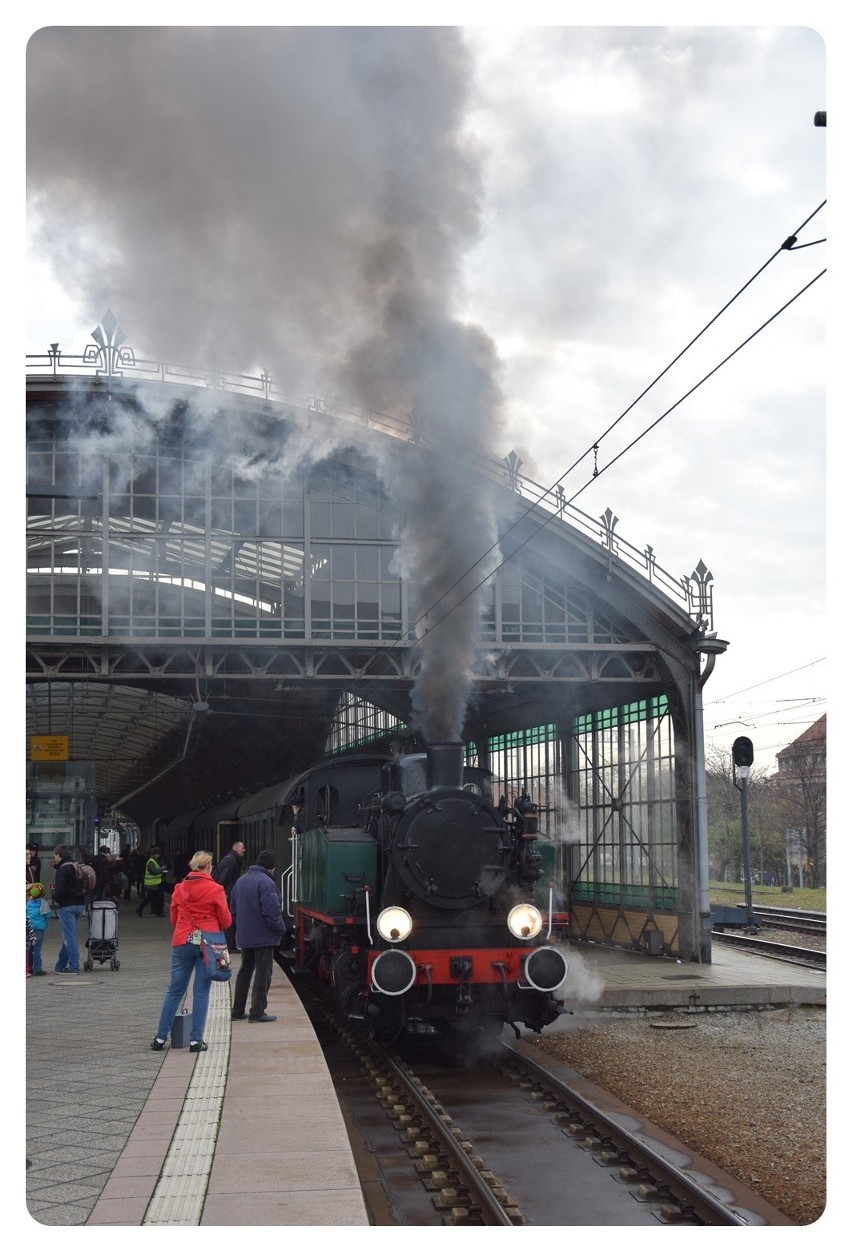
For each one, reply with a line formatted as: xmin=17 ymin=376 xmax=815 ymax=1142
xmin=732 ymin=736 xmax=754 ymax=769
xmin=732 ymin=737 xmax=756 ymax=930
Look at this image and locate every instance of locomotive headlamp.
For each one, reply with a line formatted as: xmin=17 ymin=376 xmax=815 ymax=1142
xmin=507 ymin=903 xmax=543 ymax=939
xmin=376 ymin=906 xmax=413 ymax=943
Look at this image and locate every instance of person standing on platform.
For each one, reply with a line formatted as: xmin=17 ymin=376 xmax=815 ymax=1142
xmin=229 ymin=850 xmax=286 ymax=1024
xmin=27 ymin=844 xmax=42 ymax=884
xmin=212 ymin=840 xmax=245 ymax=953
xmin=119 ymin=844 xmax=133 ymax=899
xmin=150 ymin=850 xmax=231 ymax=1054
xmin=129 ymin=847 xmax=146 ymax=901
xmin=137 ymin=846 xmax=165 ymax=916
xmin=107 ymin=853 xmax=129 ymax=902
xmin=173 ymin=849 xmax=190 ymax=883
xmin=92 ymin=845 xmax=112 ymax=901
xmin=51 ymin=843 xmax=86 ymax=973
xmin=26 ymin=883 xmax=50 ymax=975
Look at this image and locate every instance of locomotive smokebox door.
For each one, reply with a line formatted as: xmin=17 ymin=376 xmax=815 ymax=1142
xmin=393 ymin=793 xmax=511 ymax=909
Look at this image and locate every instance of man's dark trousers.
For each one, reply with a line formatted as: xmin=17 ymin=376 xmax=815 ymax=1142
xmin=232 ymin=946 xmax=274 ymax=1019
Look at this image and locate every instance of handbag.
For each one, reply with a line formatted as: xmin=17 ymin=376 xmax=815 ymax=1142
xmin=200 ymin=931 xmax=232 ymax=981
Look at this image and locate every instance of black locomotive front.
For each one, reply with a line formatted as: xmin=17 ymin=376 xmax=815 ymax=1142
xmin=351 ymin=742 xmax=569 ymax=1038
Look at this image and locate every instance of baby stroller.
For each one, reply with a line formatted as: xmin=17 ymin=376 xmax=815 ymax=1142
xmin=84 ymin=900 xmax=120 ymax=971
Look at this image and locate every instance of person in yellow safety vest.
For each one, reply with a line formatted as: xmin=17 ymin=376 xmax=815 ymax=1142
xmin=137 ymin=846 xmax=166 ymax=917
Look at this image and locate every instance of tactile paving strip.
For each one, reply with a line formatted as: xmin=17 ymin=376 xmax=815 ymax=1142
xmin=143 ymin=981 xmax=231 ymax=1225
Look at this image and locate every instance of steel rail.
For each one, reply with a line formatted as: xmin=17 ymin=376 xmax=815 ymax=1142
xmin=310 ymin=993 xmax=519 ymax=1225
xmin=738 ymin=905 xmax=826 ymax=934
xmin=499 ymin=1038 xmax=752 ymax=1225
xmin=712 ymin=931 xmax=826 ymax=967
xmin=371 ymin=1039 xmax=518 ymax=1226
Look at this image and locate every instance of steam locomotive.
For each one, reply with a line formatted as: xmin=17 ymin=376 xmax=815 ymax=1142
xmin=167 ymin=741 xmax=570 ymax=1041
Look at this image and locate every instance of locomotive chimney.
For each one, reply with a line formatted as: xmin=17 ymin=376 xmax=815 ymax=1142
xmin=426 ymin=742 xmax=464 ymax=789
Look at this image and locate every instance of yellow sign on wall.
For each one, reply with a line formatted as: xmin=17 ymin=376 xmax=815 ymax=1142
xmin=30 ymin=735 xmax=69 ymax=761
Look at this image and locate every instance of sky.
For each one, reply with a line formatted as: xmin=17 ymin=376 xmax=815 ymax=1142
xmin=18 ymin=9 xmax=836 ymax=775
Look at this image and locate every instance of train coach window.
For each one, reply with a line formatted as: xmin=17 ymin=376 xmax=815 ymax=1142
xmin=317 ymin=785 xmax=338 ymax=826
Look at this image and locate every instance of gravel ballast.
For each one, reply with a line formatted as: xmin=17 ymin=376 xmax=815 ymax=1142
xmin=529 ymin=1003 xmax=827 ymax=1225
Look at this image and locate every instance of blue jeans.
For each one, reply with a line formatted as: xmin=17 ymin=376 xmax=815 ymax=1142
xmin=155 ymin=942 xmax=211 ymax=1042
xmin=30 ymin=928 xmax=45 ymax=974
xmin=55 ymin=905 xmax=85 ymax=972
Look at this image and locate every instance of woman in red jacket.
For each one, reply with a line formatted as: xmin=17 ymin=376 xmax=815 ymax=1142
xmin=150 ymin=850 xmax=231 ymax=1053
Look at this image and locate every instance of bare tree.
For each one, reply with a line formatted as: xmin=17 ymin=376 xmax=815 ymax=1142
xmin=776 ymin=751 xmax=827 ymax=887
xmin=705 ymin=745 xmax=788 ymax=885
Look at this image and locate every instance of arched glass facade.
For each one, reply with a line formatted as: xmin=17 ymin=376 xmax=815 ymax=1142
xmin=26 ymin=440 xmax=403 ymax=643
xmin=27 ymin=436 xmax=631 ymax=651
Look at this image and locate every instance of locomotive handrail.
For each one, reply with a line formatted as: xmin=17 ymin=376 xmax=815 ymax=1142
xmin=284 ymin=826 xmax=300 ymax=918
xmin=364 ymin=884 xmax=374 ymax=945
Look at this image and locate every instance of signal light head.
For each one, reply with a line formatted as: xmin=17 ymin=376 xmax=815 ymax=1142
xmin=732 ymin=736 xmax=754 ymax=768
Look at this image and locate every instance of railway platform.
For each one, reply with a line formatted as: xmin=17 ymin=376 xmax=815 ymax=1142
xmin=22 ymin=902 xmax=826 ymax=1227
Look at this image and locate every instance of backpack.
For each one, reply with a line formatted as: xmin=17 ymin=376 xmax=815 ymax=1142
xmin=73 ymin=862 xmax=97 ymax=894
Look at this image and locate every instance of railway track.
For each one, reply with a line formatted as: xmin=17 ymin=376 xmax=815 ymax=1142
xmin=738 ymin=905 xmax=826 ymax=936
xmin=712 ymin=930 xmax=826 ymax=968
xmin=306 ymin=991 xmax=790 ymax=1225
xmin=711 ymin=903 xmax=826 ymax=967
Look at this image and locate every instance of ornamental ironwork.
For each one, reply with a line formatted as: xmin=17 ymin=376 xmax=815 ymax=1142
xmin=684 ymin=559 xmax=715 ymax=632
xmin=82 ymin=310 xmax=135 ymax=377
xmin=503 ymin=449 xmax=523 ymax=491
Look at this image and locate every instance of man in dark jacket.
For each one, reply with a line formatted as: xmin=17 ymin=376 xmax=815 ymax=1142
xmin=51 ymin=843 xmax=87 ymax=973
xmin=213 ymin=840 xmax=245 ymax=953
xmin=229 ymin=850 xmax=287 ymax=1023
xmin=92 ymin=845 xmax=112 ymax=901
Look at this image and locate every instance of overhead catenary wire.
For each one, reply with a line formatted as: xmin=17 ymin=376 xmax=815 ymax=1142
xmin=352 ymin=203 xmax=826 ymax=695
xmin=344 ymin=204 xmax=826 ymax=721
xmin=406 ymin=264 xmax=826 ymax=647
xmin=403 ymin=202 xmax=827 ymax=639
xmin=705 ymin=658 xmax=826 ymax=704
xmin=712 ymin=696 xmax=826 ymax=730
